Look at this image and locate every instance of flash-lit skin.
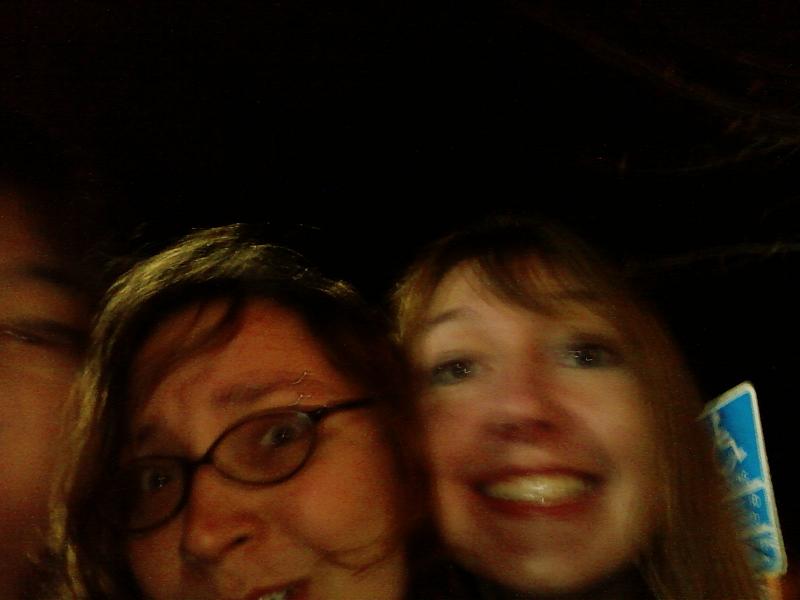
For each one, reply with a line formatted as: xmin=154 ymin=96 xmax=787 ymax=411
xmin=125 ymin=300 xmax=406 ymax=600
xmin=411 ymin=263 xmax=662 ymax=598
xmin=0 ymin=196 xmax=89 ymax=598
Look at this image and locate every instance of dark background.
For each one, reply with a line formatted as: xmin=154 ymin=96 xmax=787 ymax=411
xmin=2 ymin=0 xmax=798 ymax=569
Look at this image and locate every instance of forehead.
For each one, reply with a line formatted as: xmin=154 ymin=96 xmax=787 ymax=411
xmin=0 ymin=195 xmax=86 ymax=318
xmin=129 ymin=299 xmax=351 ymax=419
xmin=0 ymin=195 xmax=52 ymax=264
xmin=429 ymin=259 xmax=592 ymax=315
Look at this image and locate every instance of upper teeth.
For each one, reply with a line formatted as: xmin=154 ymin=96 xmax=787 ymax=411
xmin=259 ymin=591 xmax=288 ymax=600
xmin=483 ymin=474 xmax=593 ymax=504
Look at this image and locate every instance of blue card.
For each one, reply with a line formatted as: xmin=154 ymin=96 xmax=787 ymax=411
xmin=699 ymin=382 xmax=786 ymax=575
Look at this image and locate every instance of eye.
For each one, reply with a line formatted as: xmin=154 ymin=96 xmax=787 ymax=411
xmin=431 ymin=359 xmax=475 ymax=385
xmin=111 ymin=459 xmax=184 ymax=532
xmin=137 ymin=465 xmax=177 ymax=494
xmin=0 ymin=327 xmax=46 ymax=345
xmin=560 ymin=342 xmax=620 ymax=368
xmin=0 ymin=322 xmax=85 ymax=352
xmin=259 ymin=419 xmax=306 ymax=448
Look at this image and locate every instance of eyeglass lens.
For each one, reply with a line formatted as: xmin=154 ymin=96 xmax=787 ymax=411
xmin=116 ymin=411 xmax=316 ymax=532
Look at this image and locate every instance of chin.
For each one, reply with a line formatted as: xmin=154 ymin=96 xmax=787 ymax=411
xmin=453 ymin=539 xmax=641 ymax=597
xmin=474 ymin=563 xmax=592 ymax=595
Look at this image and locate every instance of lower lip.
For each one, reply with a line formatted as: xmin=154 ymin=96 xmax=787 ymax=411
xmin=472 ymin=483 xmax=600 ymax=520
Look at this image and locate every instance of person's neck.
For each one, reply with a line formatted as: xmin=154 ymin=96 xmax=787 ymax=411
xmin=491 ymin=568 xmax=652 ymax=600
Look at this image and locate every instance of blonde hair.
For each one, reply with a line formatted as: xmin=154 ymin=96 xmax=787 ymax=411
xmin=392 ymin=216 xmax=762 ymax=600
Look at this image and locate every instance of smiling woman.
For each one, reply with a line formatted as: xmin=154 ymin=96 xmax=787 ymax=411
xmin=49 ymin=225 xmax=413 ymax=600
xmin=392 ymin=217 xmax=764 ymax=600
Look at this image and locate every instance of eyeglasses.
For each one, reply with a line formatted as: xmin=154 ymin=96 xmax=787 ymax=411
xmin=104 ymin=397 xmax=374 ymax=533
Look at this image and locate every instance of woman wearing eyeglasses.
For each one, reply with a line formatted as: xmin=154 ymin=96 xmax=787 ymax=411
xmin=49 ymin=225 xmax=415 ymax=600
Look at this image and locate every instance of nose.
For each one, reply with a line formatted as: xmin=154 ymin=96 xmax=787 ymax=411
xmin=179 ymin=465 xmax=263 ymax=565
xmin=483 ymin=361 xmax=565 ymax=443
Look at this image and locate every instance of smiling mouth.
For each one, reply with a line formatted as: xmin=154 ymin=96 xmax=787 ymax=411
xmin=480 ymin=472 xmax=597 ymax=506
xmin=240 ymin=582 xmax=306 ymax=600
xmin=257 ymin=592 xmax=290 ymax=600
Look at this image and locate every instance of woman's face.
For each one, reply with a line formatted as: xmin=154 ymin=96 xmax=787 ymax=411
xmin=0 ymin=197 xmax=88 ymax=596
xmin=410 ymin=262 xmax=661 ymax=594
xmin=124 ymin=299 xmax=406 ymax=600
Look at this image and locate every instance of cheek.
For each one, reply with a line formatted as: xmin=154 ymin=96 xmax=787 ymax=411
xmin=616 ymin=411 xmax=659 ymax=474
xmin=419 ymin=395 xmax=486 ymax=476
xmin=0 ymin=366 xmax=72 ymax=529
xmin=0 ymin=364 xmax=74 ymax=593
xmin=285 ymin=428 xmax=403 ymax=556
xmin=591 ymin=381 xmax=663 ymax=527
xmin=419 ymin=400 xmax=487 ymax=535
xmin=128 ymin=531 xmax=181 ymax=593
xmin=621 ymin=422 xmax=663 ymax=523
xmin=583 ymin=376 xmax=655 ymax=454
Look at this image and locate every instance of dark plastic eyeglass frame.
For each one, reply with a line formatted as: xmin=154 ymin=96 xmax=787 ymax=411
xmin=113 ymin=397 xmax=375 ymax=534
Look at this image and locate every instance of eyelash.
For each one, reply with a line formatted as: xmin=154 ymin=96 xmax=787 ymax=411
xmin=430 ymin=359 xmax=476 ymax=386
xmin=0 ymin=327 xmax=48 ymax=345
xmin=559 ymin=342 xmax=621 ymax=368
xmin=0 ymin=325 xmax=81 ymax=350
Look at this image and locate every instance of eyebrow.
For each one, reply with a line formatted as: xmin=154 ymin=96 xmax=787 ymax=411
xmin=419 ymin=307 xmax=476 ymax=334
xmin=25 ymin=263 xmax=83 ymax=290
xmin=211 ymin=378 xmax=315 ymax=407
xmin=130 ymin=374 xmax=324 ymax=449
xmin=0 ymin=262 xmax=84 ymax=294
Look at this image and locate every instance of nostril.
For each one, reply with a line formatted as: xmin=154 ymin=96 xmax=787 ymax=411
xmin=179 ymin=533 xmax=251 ymax=567
xmin=179 ymin=544 xmax=206 ymax=567
xmin=488 ymin=419 xmax=554 ymax=442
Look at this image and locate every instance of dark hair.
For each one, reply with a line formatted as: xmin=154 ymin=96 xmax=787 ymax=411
xmin=51 ymin=224 xmax=411 ymax=599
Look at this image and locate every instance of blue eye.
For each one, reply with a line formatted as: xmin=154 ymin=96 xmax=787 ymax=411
xmin=561 ymin=343 xmax=620 ymax=368
xmin=431 ymin=359 xmax=475 ymax=385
